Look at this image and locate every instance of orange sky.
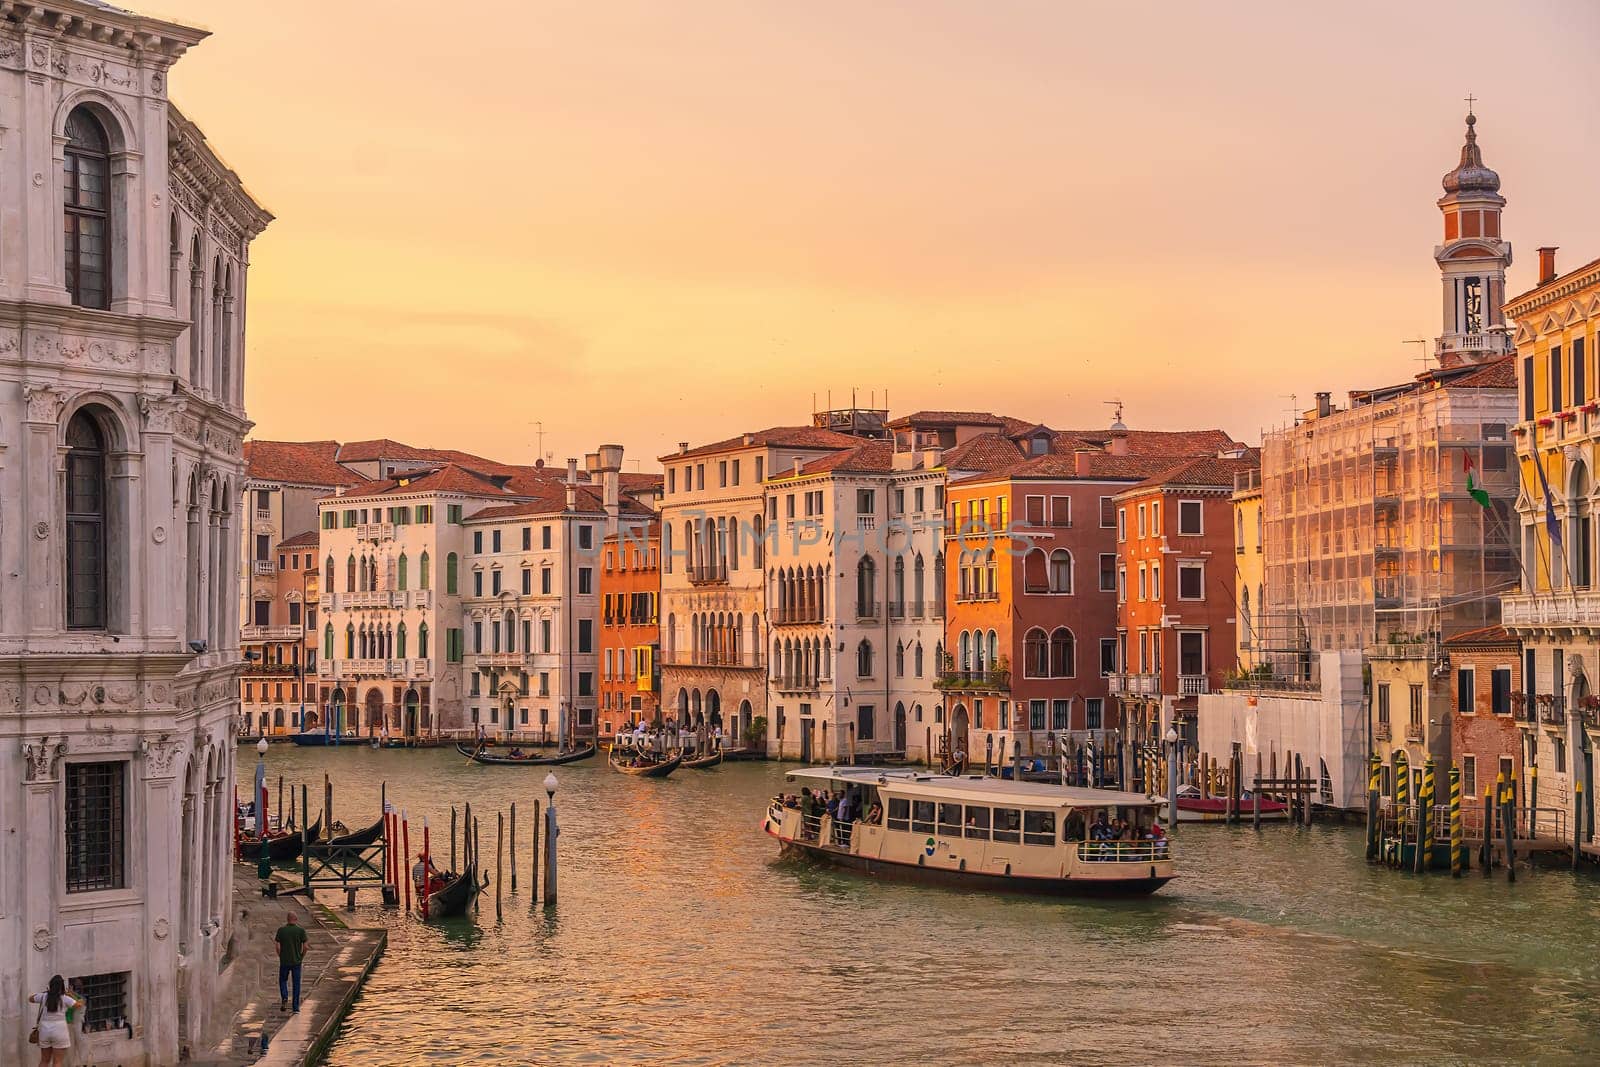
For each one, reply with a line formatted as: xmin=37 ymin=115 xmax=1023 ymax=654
xmin=152 ymin=0 xmax=1600 ymax=470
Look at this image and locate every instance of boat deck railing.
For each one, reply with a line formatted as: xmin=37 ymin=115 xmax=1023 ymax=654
xmin=1076 ymin=840 xmax=1170 ymax=863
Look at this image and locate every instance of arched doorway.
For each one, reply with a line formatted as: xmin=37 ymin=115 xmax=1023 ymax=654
xmin=365 ymin=689 xmax=384 ymax=734
xmin=304 ymin=709 xmax=319 ymax=730
xmin=894 ymin=701 xmax=907 ymax=752
xmin=404 ymin=689 xmax=420 ymax=738
xmin=705 ymin=689 xmax=721 ymax=733
xmin=734 ymin=698 xmax=748 ymax=745
xmin=951 ymin=704 xmax=970 ymax=760
xmin=330 ymin=688 xmax=346 ymax=736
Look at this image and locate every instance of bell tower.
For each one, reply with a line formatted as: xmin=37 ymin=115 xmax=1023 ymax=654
xmin=1434 ymin=105 xmax=1512 ymax=367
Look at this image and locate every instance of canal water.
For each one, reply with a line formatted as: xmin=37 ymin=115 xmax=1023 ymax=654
xmin=240 ymin=745 xmax=1600 ymax=1065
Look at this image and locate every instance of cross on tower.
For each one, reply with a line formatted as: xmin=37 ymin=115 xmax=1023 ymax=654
xmin=1464 ymin=92 xmax=1477 ymax=115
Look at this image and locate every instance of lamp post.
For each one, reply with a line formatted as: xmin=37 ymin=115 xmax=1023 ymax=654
xmin=542 ymin=772 xmax=559 ymax=906
xmin=1165 ymin=726 xmax=1179 ymax=833
xmin=255 ymin=737 xmax=272 ymax=879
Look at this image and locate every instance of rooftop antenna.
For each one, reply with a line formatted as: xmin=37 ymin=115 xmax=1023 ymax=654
xmin=1104 ymin=398 xmax=1125 ymax=431
xmin=529 ymin=420 xmax=547 ymax=460
xmin=1403 ymin=338 xmax=1431 ymax=374
xmin=1281 ymin=394 xmax=1299 ymax=427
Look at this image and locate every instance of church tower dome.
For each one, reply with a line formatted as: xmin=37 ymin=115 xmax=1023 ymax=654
xmin=1434 ymin=106 xmax=1512 ymax=367
xmin=1441 ymin=112 xmax=1501 ymax=195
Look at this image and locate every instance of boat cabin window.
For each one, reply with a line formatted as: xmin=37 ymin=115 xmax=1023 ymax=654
xmin=911 ymin=800 xmax=936 ymax=834
xmin=1064 ymin=810 xmax=1087 ymax=842
xmin=1023 ymin=810 xmax=1056 ymax=846
xmin=964 ymin=806 xmax=990 ymax=840
xmin=887 ymin=797 xmax=910 ymax=832
xmin=993 ymin=807 xmax=1022 ymax=843
xmin=937 ymin=803 xmax=963 ymax=838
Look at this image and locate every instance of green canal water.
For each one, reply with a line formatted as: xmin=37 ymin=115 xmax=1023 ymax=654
xmin=240 ymin=744 xmax=1600 ymax=1065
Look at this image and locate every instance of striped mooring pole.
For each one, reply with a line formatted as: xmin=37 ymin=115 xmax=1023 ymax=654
xmin=1365 ymin=757 xmax=1382 ymax=862
xmin=1449 ymin=763 xmax=1462 ymax=877
xmin=1416 ymin=759 xmax=1434 ymax=874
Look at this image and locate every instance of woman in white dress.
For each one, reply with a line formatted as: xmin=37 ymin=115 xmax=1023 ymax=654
xmin=27 ymin=975 xmax=79 ymax=1066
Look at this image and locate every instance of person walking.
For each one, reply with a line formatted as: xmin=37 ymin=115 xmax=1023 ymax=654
xmin=27 ymin=975 xmax=78 ymax=1066
xmin=275 ymin=910 xmax=309 ymax=1013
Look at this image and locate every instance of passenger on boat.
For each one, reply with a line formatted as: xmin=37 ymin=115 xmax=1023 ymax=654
xmin=507 ymin=747 xmax=526 ymax=759
xmin=865 ymin=801 xmax=882 ymax=824
xmin=412 ymin=854 xmax=444 ymax=893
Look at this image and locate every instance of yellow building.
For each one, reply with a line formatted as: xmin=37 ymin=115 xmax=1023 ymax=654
xmin=1232 ymin=465 xmax=1264 ymax=671
xmin=1501 ymin=245 xmax=1600 ymax=842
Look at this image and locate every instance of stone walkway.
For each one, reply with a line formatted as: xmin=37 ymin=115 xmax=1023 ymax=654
xmin=190 ymin=867 xmax=385 ymax=1066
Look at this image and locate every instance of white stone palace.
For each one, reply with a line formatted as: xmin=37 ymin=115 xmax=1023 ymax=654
xmin=0 ymin=2 xmax=270 ymax=1064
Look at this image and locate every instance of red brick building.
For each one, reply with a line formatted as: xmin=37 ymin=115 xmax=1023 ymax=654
xmin=1112 ymin=455 xmax=1255 ymax=758
xmin=600 ymin=521 xmax=660 ymax=735
xmin=1444 ymin=625 xmax=1523 ymax=802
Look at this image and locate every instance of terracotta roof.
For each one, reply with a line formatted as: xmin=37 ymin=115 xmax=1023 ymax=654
xmin=467 ymin=480 xmax=653 ymax=522
xmin=661 ymin=426 xmax=863 ymax=462
xmin=1449 ymin=355 xmax=1516 ymax=389
xmin=954 ymin=451 xmax=1174 ymax=485
xmin=1122 ymin=455 xmax=1257 ymax=493
xmin=338 ymin=463 xmax=522 ymax=500
xmin=619 ymin=472 xmax=664 ymax=492
xmin=1444 ymin=624 xmax=1515 ymax=647
xmin=336 ymin=438 xmax=521 ymax=474
xmin=604 ymin=518 xmax=662 ymax=543
xmin=772 ymin=441 xmax=895 ymax=478
xmin=942 ymin=432 xmax=1026 ymax=472
xmin=1055 ymin=428 xmax=1240 ymax=457
xmin=244 ymin=440 xmax=369 ymax=487
xmin=277 ymin=530 xmax=319 ymax=549
xmin=885 ymin=410 xmax=1008 ymax=430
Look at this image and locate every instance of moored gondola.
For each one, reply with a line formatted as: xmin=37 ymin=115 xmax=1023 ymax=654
xmin=239 ymin=815 xmax=322 ymax=862
xmin=610 ymin=752 xmax=683 ymax=778
xmin=455 ymin=742 xmax=597 ymax=766
xmin=423 ymin=862 xmax=485 ymax=918
xmin=681 ymin=749 xmax=723 ymax=770
xmin=318 ymin=816 xmax=385 ymax=849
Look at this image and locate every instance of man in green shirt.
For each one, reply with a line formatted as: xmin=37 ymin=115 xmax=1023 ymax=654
xmin=275 ymin=911 xmax=309 ymax=1012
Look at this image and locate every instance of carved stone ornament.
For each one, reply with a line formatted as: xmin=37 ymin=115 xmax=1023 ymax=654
xmin=22 ymin=737 xmax=66 ymax=782
xmin=33 ymin=521 xmax=48 ymax=541
xmin=153 ymin=526 xmax=167 ymax=544
xmin=21 ymin=382 xmax=65 ymax=423
xmin=33 ymin=927 xmax=52 ymax=952
xmin=139 ymin=393 xmax=186 ymax=434
xmin=29 ymin=42 xmax=45 ymax=69
xmin=153 ymin=917 xmax=171 ymax=941
xmin=31 ymin=685 xmax=52 ymax=708
xmin=143 ymin=736 xmax=183 ymax=776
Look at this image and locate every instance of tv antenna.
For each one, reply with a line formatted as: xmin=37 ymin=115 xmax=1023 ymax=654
xmin=1104 ymin=398 xmax=1125 ymax=428
xmin=1281 ymin=394 xmax=1299 ymax=426
xmin=1403 ymin=339 xmax=1431 ymax=373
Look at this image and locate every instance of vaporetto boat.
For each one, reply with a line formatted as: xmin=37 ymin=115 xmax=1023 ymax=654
xmin=763 ymin=767 xmax=1175 ymax=896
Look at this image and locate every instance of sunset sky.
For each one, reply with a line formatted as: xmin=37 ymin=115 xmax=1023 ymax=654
xmin=153 ymin=0 xmax=1600 ymax=470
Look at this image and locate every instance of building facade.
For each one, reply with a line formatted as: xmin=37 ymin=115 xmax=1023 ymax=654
xmin=1233 ymin=466 xmax=1265 ymax=671
xmin=599 ymin=522 xmax=661 ymax=735
xmin=1443 ymin=626 xmax=1522 ymax=805
xmin=0 ymin=4 xmax=271 ymax=1062
xmin=1501 ymin=244 xmax=1600 ymax=843
xmin=239 ymin=530 xmax=318 ymax=736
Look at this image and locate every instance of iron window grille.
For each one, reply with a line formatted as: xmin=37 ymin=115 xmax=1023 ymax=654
xmin=66 ymin=761 xmax=125 ymax=892
xmin=70 ymin=971 xmax=130 ymax=1034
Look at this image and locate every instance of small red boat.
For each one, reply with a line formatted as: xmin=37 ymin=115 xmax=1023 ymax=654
xmin=1170 ymin=785 xmax=1289 ymax=823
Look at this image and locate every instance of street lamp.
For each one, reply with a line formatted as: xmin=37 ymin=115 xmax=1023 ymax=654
xmin=255 ymin=738 xmax=271 ymax=879
xmin=543 ymin=772 xmax=558 ymax=800
xmin=1164 ymin=726 xmax=1180 ymax=833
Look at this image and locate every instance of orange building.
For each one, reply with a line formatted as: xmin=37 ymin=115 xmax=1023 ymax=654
xmin=940 ymin=422 xmax=1238 ymax=773
xmin=599 ymin=521 xmax=661 ymax=735
xmin=1111 ymin=455 xmax=1255 ymax=766
xmin=240 ymin=530 xmax=320 ymax=735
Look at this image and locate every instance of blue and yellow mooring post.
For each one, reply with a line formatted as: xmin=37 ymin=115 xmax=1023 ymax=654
xmin=1394 ymin=754 xmax=1409 ymax=867
xmin=1449 ymin=762 xmax=1462 ymax=876
xmin=1416 ymin=759 xmax=1434 ymax=873
xmin=1365 ymin=756 xmax=1381 ymax=862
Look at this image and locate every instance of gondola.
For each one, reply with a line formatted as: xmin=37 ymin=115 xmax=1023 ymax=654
xmin=681 ymin=749 xmax=723 ymax=770
xmin=455 ymin=742 xmax=597 ymax=766
xmin=239 ymin=815 xmax=322 ymax=862
xmin=319 ymin=816 xmax=385 ymax=849
xmin=610 ymin=752 xmax=683 ymax=778
xmin=423 ymin=862 xmax=486 ymax=919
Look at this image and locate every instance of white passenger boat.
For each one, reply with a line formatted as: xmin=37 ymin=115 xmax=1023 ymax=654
xmin=763 ymin=767 xmax=1175 ymax=897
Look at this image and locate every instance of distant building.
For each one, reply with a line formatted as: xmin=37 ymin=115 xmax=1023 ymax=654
xmin=0 ymin=3 xmax=271 ymax=1061
xmin=599 ymin=522 xmax=661 ymax=734
xmin=1232 ymin=465 xmax=1265 ymax=671
xmin=239 ymin=531 xmax=319 ymax=735
xmin=1443 ymin=626 xmax=1523 ymax=805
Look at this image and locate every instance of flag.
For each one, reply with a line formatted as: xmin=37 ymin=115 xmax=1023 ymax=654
xmin=1533 ymin=449 xmax=1563 ymax=547
xmin=1462 ymin=453 xmax=1491 ymax=508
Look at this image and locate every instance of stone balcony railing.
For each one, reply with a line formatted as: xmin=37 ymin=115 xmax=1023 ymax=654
xmin=328 ymin=590 xmax=434 ymax=612
xmin=1375 ymin=720 xmax=1392 ymax=741
xmin=473 ymin=652 xmax=532 ymax=669
xmin=1108 ymin=672 xmax=1158 ymax=697
xmin=1178 ymin=674 xmax=1210 ymax=696
xmin=935 ymin=668 xmax=1011 ymax=692
xmin=319 ymin=658 xmax=432 ymax=680
xmin=1502 ymin=590 xmax=1600 ymax=630
xmin=356 ymin=522 xmax=396 ymax=542
xmin=241 ymin=623 xmax=302 ymax=643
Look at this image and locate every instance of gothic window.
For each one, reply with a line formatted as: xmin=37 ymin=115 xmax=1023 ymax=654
xmin=1049 ymin=628 xmax=1075 ymax=678
xmin=857 ymin=557 xmax=876 ymax=616
xmin=857 ymin=639 xmax=874 ymax=678
xmin=345 ymin=623 xmax=355 ymax=658
xmin=323 ymin=622 xmax=333 ymax=660
xmin=397 ymin=553 xmax=408 ymax=591
xmin=420 ymin=550 xmax=431 ymax=590
xmin=1024 ymin=628 xmax=1048 ymax=677
xmin=396 ymin=622 xmax=407 ymax=659
xmin=446 ymin=553 xmax=459 ymax=594
xmin=1049 ymin=549 xmax=1073 ymax=594
xmin=418 ymin=622 xmax=429 ymax=659
xmin=64 ymin=108 xmax=110 ymax=309
xmin=325 ymin=555 xmax=334 ymax=590
xmin=346 ymin=554 xmax=356 ymax=593
xmin=65 ymin=410 xmax=108 ymax=629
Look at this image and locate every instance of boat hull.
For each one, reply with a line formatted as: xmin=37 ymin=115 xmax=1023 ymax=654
xmin=1175 ymin=797 xmax=1290 ymax=823
xmin=611 ymin=754 xmax=683 ymax=777
xmin=456 ymin=743 xmax=598 ymax=766
xmin=289 ymin=732 xmax=334 ymax=747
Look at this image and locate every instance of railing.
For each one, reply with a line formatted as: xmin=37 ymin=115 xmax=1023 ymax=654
xmin=328 ymin=590 xmax=434 ymax=612
xmin=688 ymin=564 xmax=728 ymax=586
xmin=773 ymin=606 xmax=824 ymax=625
xmin=935 ymin=669 xmax=1010 ymax=692
xmin=1392 ymin=804 xmax=1567 ymax=844
xmin=1076 ymin=840 xmax=1169 ymax=863
xmin=255 ymin=507 xmax=273 ymax=522
xmin=1178 ymin=674 xmax=1210 ymax=696
xmin=322 ymin=658 xmax=433 ymax=679
xmin=475 ymin=652 xmax=531 ymax=668
xmin=1539 ymin=697 xmax=1567 ymax=727
xmin=1405 ymin=720 xmax=1424 ymax=742
xmin=773 ymin=674 xmax=821 ymax=692
xmin=910 ymin=599 xmax=925 ymax=618
xmin=1108 ymin=673 xmax=1157 ymax=696
xmin=955 ymin=590 xmax=999 ymax=603
xmin=661 ymin=652 xmax=763 ymax=669
xmin=252 ymin=560 xmax=275 ymax=576
xmin=856 ymin=600 xmax=879 ymax=621
xmin=1503 ymin=590 xmax=1600 ymax=629
xmin=887 ymin=601 xmax=905 ymax=618
xmin=241 ymin=624 xmax=302 ymax=642
xmin=1374 ymin=720 xmax=1391 ymax=741
xmin=1580 ymin=704 xmax=1600 ymax=731
xmin=856 ymin=516 xmax=877 ymax=532
xmin=355 ymin=523 xmax=395 ymax=542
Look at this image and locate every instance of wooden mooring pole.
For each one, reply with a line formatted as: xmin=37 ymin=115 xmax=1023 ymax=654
xmin=496 ymin=811 xmax=505 ymax=919
xmin=1481 ymin=786 xmax=1493 ymax=877
xmin=510 ymin=803 xmax=518 ymax=891
xmin=1575 ymin=780 xmax=1584 ymax=872
xmin=473 ymin=816 xmax=482 ymax=910
xmin=530 ymin=799 xmax=541 ymax=902
xmin=450 ymin=806 xmax=458 ymax=873
xmin=1449 ymin=763 xmax=1462 ymax=877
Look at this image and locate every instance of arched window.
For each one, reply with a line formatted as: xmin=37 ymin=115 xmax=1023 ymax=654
xmin=987 ymin=630 xmax=998 ymax=670
xmin=189 ymin=233 xmax=204 ymax=386
xmin=913 ymin=553 xmax=926 ymax=614
xmin=1024 ymin=628 xmax=1049 ymax=677
xmin=346 ymin=554 xmax=356 ymax=592
xmin=397 ymin=553 xmax=409 ymax=591
xmin=983 ymin=549 xmax=997 ymax=598
xmin=1049 ymin=628 xmax=1075 ymax=677
xmin=857 ymin=557 xmax=876 ymax=617
xmin=418 ymin=622 xmax=430 ymax=659
xmin=1023 ymin=548 xmax=1047 ymax=593
xmin=857 ymin=639 xmax=874 ymax=678
xmin=64 ymin=108 xmax=110 ymax=309
xmin=959 ymin=631 xmax=972 ymax=672
xmin=1240 ymin=587 xmax=1252 ymax=646
xmin=914 ymin=641 xmax=924 ymax=677
xmin=446 ymin=553 xmax=459 ymax=594
xmin=1049 ymin=549 xmax=1072 ymax=594
xmin=168 ymin=212 xmax=180 ymax=307
xmin=420 ymin=550 xmax=431 ymax=590
xmin=323 ymin=622 xmax=333 ymax=660
xmin=895 ymin=640 xmax=905 ymax=677
xmin=893 ymin=556 xmax=905 ymax=615
xmin=344 ymin=623 xmax=355 ymax=658
xmin=325 ymin=554 xmax=335 ymax=590
xmin=65 ymin=410 xmax=108 ymax=628
xmin=933 ymin=552 xmax=946 ymax=610
xmin=396 ymin=622 xmax=407 ymax=659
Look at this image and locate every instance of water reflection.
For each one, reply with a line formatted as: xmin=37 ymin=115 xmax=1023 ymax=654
xmin=240 ymin=746 xmax=1600 ymax=1064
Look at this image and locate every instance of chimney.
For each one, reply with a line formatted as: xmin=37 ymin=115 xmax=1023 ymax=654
xmin=1075 ymin=449 xmax=1096 ymax=476
xmin=1315 ymin=391 xmax=1332 ymax=418
xmin=743 ymin=433 xmax=755 ymax=447
xmin=1538 ymin=246 xmax=1559 ymax=286
xmin=564 ymin=457 xmax=578 ymax=511
xmin=598 ymin=444 xmax=623 ymax=538
xmin=678 ymin=441 xmax=689 ymax=454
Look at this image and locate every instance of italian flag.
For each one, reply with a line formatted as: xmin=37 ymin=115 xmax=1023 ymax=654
xmin=1464 ymin=453 xmax=1491 ymax=508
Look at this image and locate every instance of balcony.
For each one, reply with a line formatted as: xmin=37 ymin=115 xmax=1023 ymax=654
xmin=321 ymin=658 xmax=433 ymax=680
xmin=356 ymin=523 xmax=395 ymax=542
xmin=1502 ymin=590 xmax=1600 ymax=631
xmin=773 ymin=606 xmax=824 ymax=626
xmin=255 ymin=507 xmax=273 ymax=522
xmin=475 ymin=652 xmax=532 ymax=669
xmin=1405 ymin=721 xmax=1424 ymax=742
xmin=688 ymin=563 xmax=728 ymax=586
xmin=241 ymin=623 xmax=302 ymax=643
xmin=661 ymin=652 xmax=763 ymax=670
xmin=856 ymin=600 xmax=879 ymax=621
xmin=1108 ymin=672 xmax=1157 ymax=697
xmin=935 ymin=668 xmax=1010 ymax=693
xmin=1539 ymin=696 xmax=1567 ymax=728
xmin=773 ymin=673 xmax=823 ymax=693
xmin=856 ymin=516 xmax=877 ymax=533
xmin=955 ymin=591 xmax=1000 ymax=604
xmin=1178 ymin=674 xmax=1210 ymax=697
xmin=252 ymin=560 xmax=275 ymax=576
xmin=1375 ymin=720 xmax=1391 ymax=741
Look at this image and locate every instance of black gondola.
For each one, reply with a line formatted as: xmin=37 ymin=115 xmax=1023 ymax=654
xmin=455 ymin=742 xmax=598 ymax=766
xmin=610 ymin=753 xmax=683 ymax=778
xmin=681 ymin=749 xmax=723 ymax=770
xmin=423 ymin=862 xmax=485 ymax=918
xmin=319 ymin=816 xmax=385 ymax=849
xmin=239 ymin=815 xmax=321 ymax=862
